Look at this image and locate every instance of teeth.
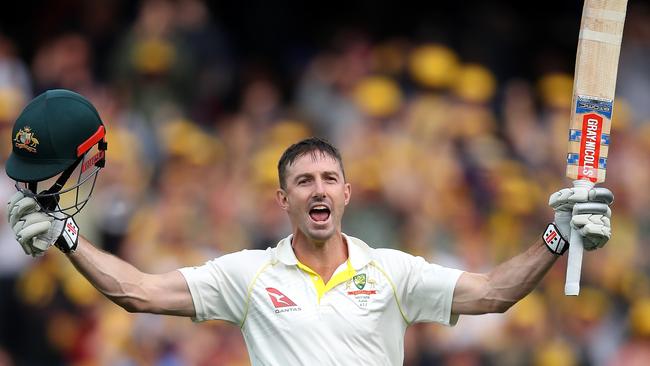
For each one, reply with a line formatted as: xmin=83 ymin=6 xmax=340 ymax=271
xmin=312 ymin=205 xmax=328 ymax=210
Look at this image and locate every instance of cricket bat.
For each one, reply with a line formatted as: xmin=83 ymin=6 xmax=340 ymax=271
xmin=565 ymin=0 xmax=628 ymax=295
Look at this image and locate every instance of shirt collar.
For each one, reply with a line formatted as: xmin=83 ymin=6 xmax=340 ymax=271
xmin=273 ymin=233 xmax=372 ymax=269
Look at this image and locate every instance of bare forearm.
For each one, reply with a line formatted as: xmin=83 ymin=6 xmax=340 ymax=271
xmin=484 ymin=238 xmax=557 ymax=310
xmin=453 ymin=237 xmax=558 ymax=314
xmin=66 ymin=237 xmax=195 ymax=316
xmin=66 ymin=237 xmax=151 ymax=312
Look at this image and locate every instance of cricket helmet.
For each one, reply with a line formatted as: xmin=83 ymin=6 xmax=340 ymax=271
xmin=5 ymin=89 xmax=107 ymax=218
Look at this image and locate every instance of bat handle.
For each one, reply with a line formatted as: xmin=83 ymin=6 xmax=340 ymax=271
xmin=565 ymin=179 xmax=595 ymax=296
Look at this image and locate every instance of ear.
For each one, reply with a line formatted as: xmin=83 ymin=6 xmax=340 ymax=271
xmin=344 ymin=183 xmax=351 ymax=206
xmin=276 ymin=188 xmax=289 ymax=210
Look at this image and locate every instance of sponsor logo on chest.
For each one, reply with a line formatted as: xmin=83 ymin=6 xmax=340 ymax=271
xmin=266 ymin=287 xmax=303 ymax=314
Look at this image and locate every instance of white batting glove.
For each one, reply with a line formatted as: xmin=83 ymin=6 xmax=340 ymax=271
xmin=7 ymin=191 xmax=79 ymax=256
xmin=548 ymin=186 xmax=613 ymax=251
xmin=8 ymin=191 xmax=46 ymax=256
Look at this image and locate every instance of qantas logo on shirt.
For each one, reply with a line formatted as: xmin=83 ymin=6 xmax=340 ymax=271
xmin=266 ymin=287 xmax=296 ymax=307
xmin=266 ymin=287 xmax=302 ymax=313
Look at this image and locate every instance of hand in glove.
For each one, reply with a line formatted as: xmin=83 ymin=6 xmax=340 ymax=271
xmin=7 ymin=191 xmax=79 ymax=256
xmin=548 ymin=186 xmax=613 ymax=254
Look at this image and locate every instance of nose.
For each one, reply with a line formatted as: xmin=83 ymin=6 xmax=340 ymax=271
xmin=312 ymin=178 xmax=326 ymax=199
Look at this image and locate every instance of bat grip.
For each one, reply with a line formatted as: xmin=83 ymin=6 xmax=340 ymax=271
xmin=565 ymin=179 xmax=595 ymax=296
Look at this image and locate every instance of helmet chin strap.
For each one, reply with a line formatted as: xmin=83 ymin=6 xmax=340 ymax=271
xmin=31 ymin=157 xmax=82 ymax=211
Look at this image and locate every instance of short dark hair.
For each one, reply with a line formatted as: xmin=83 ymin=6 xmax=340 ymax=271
xmin=277 ymin=137 xmax=345 ymax=189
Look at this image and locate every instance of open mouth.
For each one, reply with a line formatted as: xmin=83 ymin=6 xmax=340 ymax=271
xmin=309 ymin=205 xmax=331 ymax=222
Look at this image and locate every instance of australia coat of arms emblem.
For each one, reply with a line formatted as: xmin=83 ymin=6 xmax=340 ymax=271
xmin=14 ymin=126 xmax=39 ymax=153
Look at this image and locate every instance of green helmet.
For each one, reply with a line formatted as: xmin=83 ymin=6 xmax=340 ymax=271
xmin=6 ymin=89 xmax=107 ymax=217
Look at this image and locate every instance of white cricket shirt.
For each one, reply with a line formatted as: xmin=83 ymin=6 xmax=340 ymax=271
xmin=179 ymin=234 xmax=463 ymax=365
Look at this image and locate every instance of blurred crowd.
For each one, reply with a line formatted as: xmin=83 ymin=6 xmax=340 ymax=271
xmin=1 ymin=0 xmax=650 ymax=365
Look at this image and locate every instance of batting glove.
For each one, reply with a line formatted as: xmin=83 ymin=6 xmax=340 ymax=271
xmin=7 ymin=191 xmax=79 ymax=256
xmin=548 ymin=186 xmax=613 ymax=253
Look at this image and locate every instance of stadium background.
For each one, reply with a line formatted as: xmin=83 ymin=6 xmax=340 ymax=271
xmin=0 ymin=0 xmax=649 ymax=364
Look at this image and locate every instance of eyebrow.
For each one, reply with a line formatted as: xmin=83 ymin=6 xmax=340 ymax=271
xmin=322 ymin=171 xmax=340 ymax=178
xmin=292 ymin=171 xmax=340 ymax=183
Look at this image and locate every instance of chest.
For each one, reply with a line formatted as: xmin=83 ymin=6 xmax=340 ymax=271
xmin=243 ymin=265 xmax=404 ymax=338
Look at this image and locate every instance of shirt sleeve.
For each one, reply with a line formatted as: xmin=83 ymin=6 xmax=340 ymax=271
xmin=380 ymin=250 xmax=463 ymax=326
xmin=178 ymin=250 xmax=264 ymax=324
xmin=404 ymin=256 xmax=463 ymax=325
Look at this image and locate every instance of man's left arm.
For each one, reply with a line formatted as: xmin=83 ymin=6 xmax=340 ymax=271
xmin=452 ymin=238 xmax=556 ymax=315
xmin=451 ymin=186 xmax=613 ymax=315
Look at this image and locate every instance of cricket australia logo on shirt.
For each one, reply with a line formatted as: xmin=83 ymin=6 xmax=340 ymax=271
xmin=266 ymin=287 xmax=302 ymax=314
xmin=353 ymin=273 xmax=366 ymax=289
xmin=347 ymin=273 xmax=377 ymax=308
xmin=347 ymin=274 xmax=377 ymax=295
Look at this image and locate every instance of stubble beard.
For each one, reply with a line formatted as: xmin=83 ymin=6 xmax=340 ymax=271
xmin=298 ymin=213 xmax=339 ymax=246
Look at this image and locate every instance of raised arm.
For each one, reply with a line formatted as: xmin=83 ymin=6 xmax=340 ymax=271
xmin=7 ymin=192 xmax=195 ymax=317
xmin=67 ymin=237 xmax=195 ymax=316
xmin=451 ymin=238 xmax=556 ymax=314
xmin=451 ymin=185 xmax=614 ymax=315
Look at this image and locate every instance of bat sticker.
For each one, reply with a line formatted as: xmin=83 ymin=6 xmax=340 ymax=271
xmin=567 ymin=95 xmax=614 ymax=182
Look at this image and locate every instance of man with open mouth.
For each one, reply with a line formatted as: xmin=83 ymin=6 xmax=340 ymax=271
xmin=9 ymin=136 xmax=614 ymax=365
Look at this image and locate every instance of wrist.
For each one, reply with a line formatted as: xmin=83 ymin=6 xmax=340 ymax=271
xmin=543 ymin=223 xmax=568 ymax=255
xmin=54 ymin=216 xmax=79 ymax=253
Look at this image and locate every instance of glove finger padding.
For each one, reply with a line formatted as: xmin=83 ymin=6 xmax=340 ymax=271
xmin=8 ymin=196 xmax=40 ymax=227
xmin=572 ymin=202 xmax=612 ymax=217
xmin=571 ymin=201 xmax=612 ymax=250
xmin=20 ymin=240 xmax=46 ymax=257
xmin=12 ymin=212 xmax=53 ymax=233
xmin=32 ymin=237 xmax=53 ymax=252
xmin=7 ymin=191 xmax=25 ymax=214
xmin=589 ymin=187 xmax=614 ymax=205
xmin=17 ymin=220 xmax=52 ymax=243
xmin=577 ymin=221 xmax=611 ymax=250
xmin=18 ymin=239 xmax=35 ymax=256
xmin=549 ymin=187 xmax=591 ymax=208
xmin=549 ymin=188 xmax=580 ymax=209
xmin=549 ymin=186 xmax=614 ymax=207
xmin=16 ymin=217 xmax=63 ymax=253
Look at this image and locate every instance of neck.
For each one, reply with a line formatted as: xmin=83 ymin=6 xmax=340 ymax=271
xmin=291 ymin=230 xmax=348 ymax=282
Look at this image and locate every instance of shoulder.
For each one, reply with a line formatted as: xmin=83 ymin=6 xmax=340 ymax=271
xmin=183 ymin=248 xmax=273 ymax=281
xmin=214 ymin=248 xmax=271 ymax=264
xmin=370 ymin=248 xmax=459 ymax=283
xmin=343 ymin=234 xmax=422 ymax=272
xmin=372 ymin=248 xmax=422 ymax=268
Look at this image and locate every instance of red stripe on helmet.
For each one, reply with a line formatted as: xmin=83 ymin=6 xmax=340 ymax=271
xmin=77 ymin=125 xmax=106 ymax=157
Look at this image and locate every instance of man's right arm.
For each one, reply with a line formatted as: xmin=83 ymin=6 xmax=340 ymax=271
xmin=68 ymin=237 xmax=195 ymax=317
xmin=8 ymin=191 xmax=196 ymax=316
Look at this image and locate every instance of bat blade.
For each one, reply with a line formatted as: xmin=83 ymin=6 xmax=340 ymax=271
xmin=566 ymin=0 xmax=627 ymax=183
xmin=565 ymin=0 xmax=628 ymax=296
